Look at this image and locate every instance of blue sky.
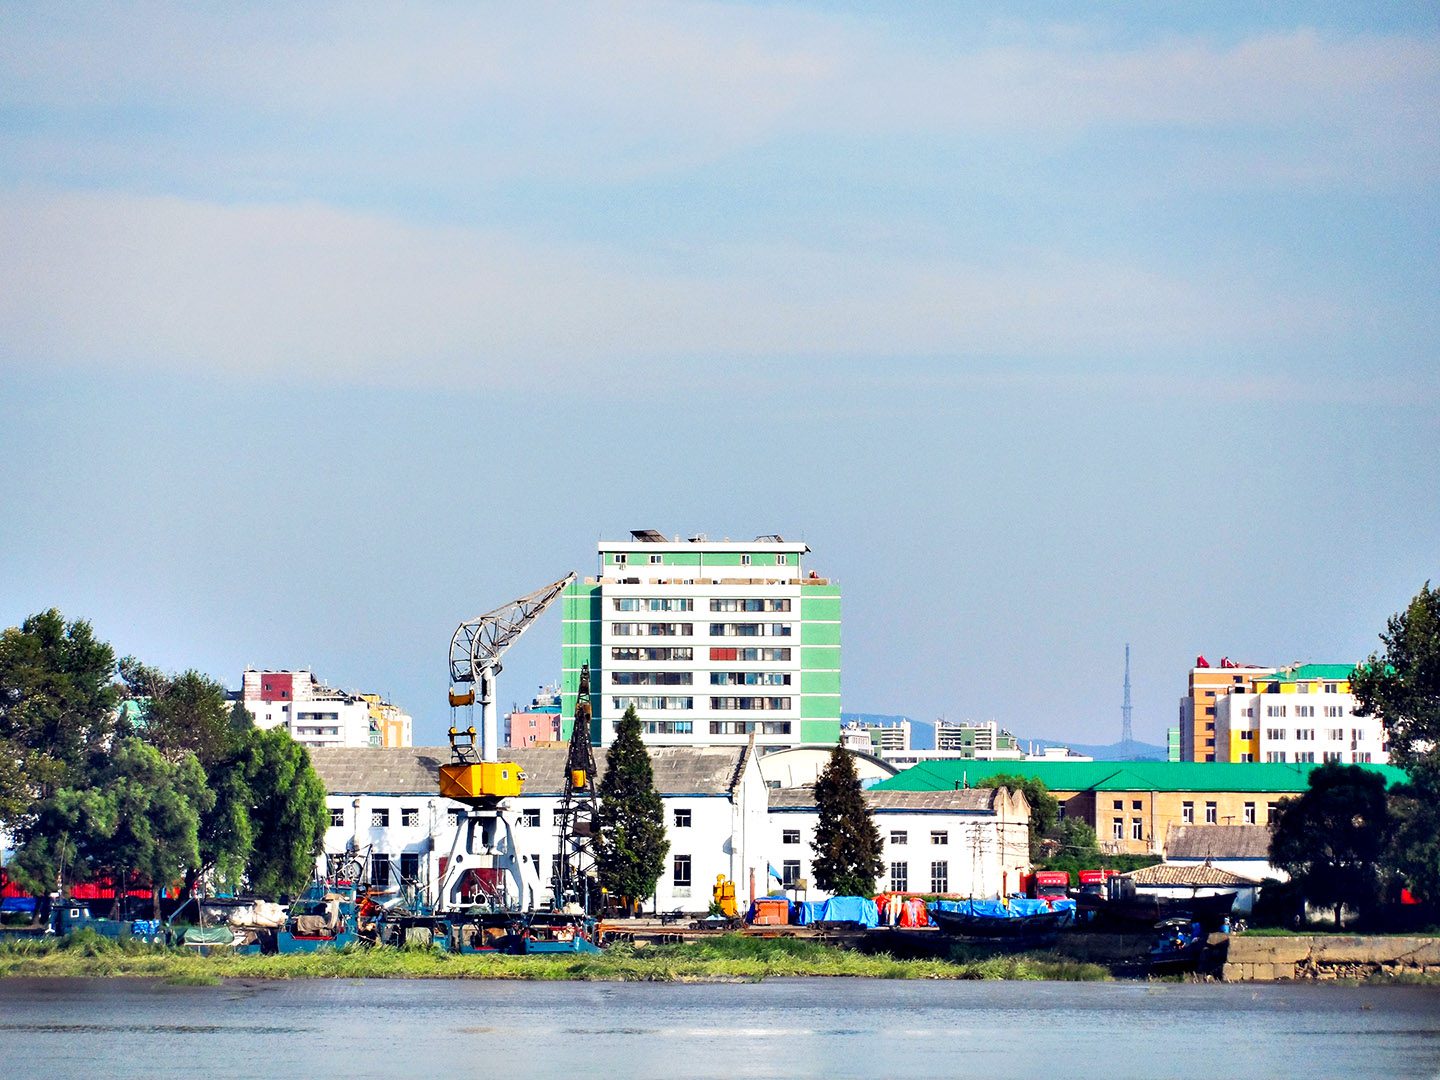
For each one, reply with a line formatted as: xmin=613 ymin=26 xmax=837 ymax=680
xmin=2 ymin=2 xmax=1436 ymax=747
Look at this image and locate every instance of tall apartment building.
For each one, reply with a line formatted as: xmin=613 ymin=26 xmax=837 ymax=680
xmin=1178 ymin=658 xmax=1274 ymax=762
xmin=561 ymin=532 xmax=841 ymax=750
xmin=240 ymin=668 xmax=413 ymax=749
xmin=935 ymin=720 xmax=1022 ymax=759
xmin=1214 ymin=664 xmax=1387 ymax=765
xmin=866 ymin=720 xmax=911 ymax=755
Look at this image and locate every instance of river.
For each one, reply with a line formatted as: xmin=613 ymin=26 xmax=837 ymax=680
xmin=1 ymin=977 xmax=1437 ymax=1078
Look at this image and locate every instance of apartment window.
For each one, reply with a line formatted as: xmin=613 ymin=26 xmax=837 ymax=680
xmin=1182 ymin=801 xmax=1194 ymax=823
xmin=674 ymin=809 xmax=692 ymax=828
xmin=613 ymin=553 xmax=627 ymax=565
xmin=782 ymin=829 xmax=800 ymax=844
xmin=1266 ymin=751 xmax=1288 ymax=763
xmin=613 ymin=646 xmax=694 ymax=661
xmin=1204 ymin=802 xmax=1217 ymax=824
xmin=1266 ymin=705 xmax=1286 ymax=718
xmin=1324 ymin=683 xmax=1338 ymax=693
xmin=710 ymin=672 xmax=791 ymax=687
xmin=1266 ymin=728 xmax=1286 ymax=741
xmin=1239 ymin=753 xmax=1255 ymax=763
xmin=371 ymin=809 xmax=389 ymax=827
xmin=672 ymin=854 xmax=692 ymax=888
xmin=1204 ymin=707 xmax=1215 ymax=717
xmin=1296 ymin=728 xmax=1315 ymax=741
xmin=930 ymin=861 xmax=949 ymax=894
xmin=611 ymin=623 xmax=694 ymax=637
xmin=708 ymin=623 xmax=792 ymax=638
xmin=1351 ymin=729 xmax=1365 ymax=742
xmin=649 ymin=554 xmax=662 ymax=564
xmin=639 ymin=720 xmax=694 ymax=735
xmin=1267 ymin=802 xmax=1279 ymax=824
xmin=521 ymin=808 xmax=541 ymax=828
xmin=1131 ymin=800 xmax=1142 ymax=811
xmin=782 ymin=860 xmax=801 ymax=887
xmin=709 ymin=647 xmax=791 ymax=662
xmin=889 ymin=830 xmax=907 ymax=846
xmin=1112 ymin=800 xmax=1123 ymax=811
xmin=371 ymin=854 xmax=391 ymax=888
xmin=708 ymin=720 xmax=792 ymax=735
xmin=1244 ymin=802 xmax=1256 ymax=825
xmin=614 ymin=597 xmax=693 ymax=612
xmin=777 ymin=553 xmax=788 ymax=565
xmin=710 ymin=696 xmax=791 ymax=711
xmin=889 ymin=862 xmax=908 ymax=893
xmin=613 ymin=671 xmax=693 ymax=686
xmin=1112 ymin=818 xmax=1123 ymax=839
xmin=930 ymin=831 xmax=948 ymax=845
xmin=1242 ymin=707 xmax=1255 ymax=717
xmin=1328 ymin=727 xmax=1344 ymax=739
xmin=401 ymin=808 xmax=419 ymax=828
xmin=741 ymin=554 xmax=751 ymax=565
xmin=709 ymin=598 xmax=791 ymax=613
xmin=1323 ymin=751 xmax=1342 ymax=763
xmin=400 ymin=852 xmax=419 ymax=882
xmin=329 ymin=808 xmax=345 ymax=828
xmin=1131 ymin=819 xmax=1143 ymax=840
xmin=1353 ymin=751 xmax=1373 ymax=763
xmin=1295 ymin=706 xmax=1315 ymax=719
xmin=612 ymin=696 xmax=694 ymax=711
xmin=1295 ymin=751 xmax=1315 ymax=763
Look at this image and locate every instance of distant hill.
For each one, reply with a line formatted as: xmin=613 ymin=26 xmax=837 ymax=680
xmin=1023 ymin=737 xmax=1168 ymax=761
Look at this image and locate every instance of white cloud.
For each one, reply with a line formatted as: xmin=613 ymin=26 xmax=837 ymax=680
xmin=0 ymin=190 xmax=1396 ymax=388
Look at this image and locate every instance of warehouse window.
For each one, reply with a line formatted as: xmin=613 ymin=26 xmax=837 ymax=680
xmin=400 ymin=853 xmax=419 ymax=882
xmin=782 ymin=829 xmax=800 ymax=844
xmin=1131 ymin=819 xmax=1143 ymax=841
xmin=930 ymin=861 xmax=949 ymax=894
xmin=1205 ymin=802 xmax=1217 ymax=824
xmin=674 ymin=809 xmax=692 ymax=828
xmin=329 ymin=808 xmax=344 ymax=828
xmin=889 ymin=862 xmax=908 ymax=893
xmin=521 ymin=809 xmax=541 ymax=828
xmin=1112 ymin=818 xmax=1123 ymax=839
xmin=371 ymin=854 xmax=390 ymax=888
xmin=930 ymin=831 xmax=948 ymax=845
xmin=673 ymin=855 xmax=692 ymax=888
xmin=889 ymin=830 xmax=907 ymax=845
xmin=371 ymin=809 xmax=389 ymax=828
xmin=782 ymin=861 xmax=801 ymax=887
xmin=401 ymin=808 xmax=419 ymax=827
xmin=1244 ymin=802 xmax=1256 ymax=825
xmin=1182 ymin=801 xmax=1194 ymax=824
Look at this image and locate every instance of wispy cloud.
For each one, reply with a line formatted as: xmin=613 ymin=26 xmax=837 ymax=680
xmin=0 ymin=189 xmax=1413 ymax=389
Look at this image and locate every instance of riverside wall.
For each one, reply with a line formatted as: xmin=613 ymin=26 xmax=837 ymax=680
xmin=1224 ymin=935 xmax=1440 ymax=981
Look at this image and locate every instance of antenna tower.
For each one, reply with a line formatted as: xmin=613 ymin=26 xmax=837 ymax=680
xmin=1121 ymin=643 xmax=1134 ymax=749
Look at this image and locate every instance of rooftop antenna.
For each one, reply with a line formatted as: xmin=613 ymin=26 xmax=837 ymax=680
xmin=1121 ymin=643 xmax=1134 ymax=752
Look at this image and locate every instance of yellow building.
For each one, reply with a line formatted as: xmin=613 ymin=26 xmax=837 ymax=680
xmin=358 ymin=693 xmax=413 ymax=748
xmin=1214 ymin=664 xmax=1384 ymax=765
xmin=1178 ymin=658 xmax=1273 ymax=762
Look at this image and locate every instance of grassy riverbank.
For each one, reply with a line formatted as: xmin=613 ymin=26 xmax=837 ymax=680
xmin=0 ymin=932 xmax=1109 ymax=984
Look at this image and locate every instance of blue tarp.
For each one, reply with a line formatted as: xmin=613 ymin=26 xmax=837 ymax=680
xmin=1 ymin=897 xmax=37 ymax=914
xmin=797 ymin=896 xmax=879 ymax=928
xmin=931 ymin=897 xmax=1077 ymax=920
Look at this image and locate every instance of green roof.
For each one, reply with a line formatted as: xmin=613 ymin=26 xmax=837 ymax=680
xmin=871 ymin=759 xmax=1409 ymax=794
xmin=1256 ymin=664 xmax=1358 ymax=682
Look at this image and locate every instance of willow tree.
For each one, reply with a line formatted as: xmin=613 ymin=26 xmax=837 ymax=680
xmin=811 ymin=744 xmax=883 ymax=897
xmin=596 ymin=706 xmax=669 ymax=913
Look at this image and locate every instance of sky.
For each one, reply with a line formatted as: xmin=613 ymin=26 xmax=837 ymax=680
xmin=2 ymin=2 xmax=1437 ymax=748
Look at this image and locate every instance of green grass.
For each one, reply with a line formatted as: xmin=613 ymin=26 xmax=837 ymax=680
xmin=0 ymin=933 xmax=1109 ymax=983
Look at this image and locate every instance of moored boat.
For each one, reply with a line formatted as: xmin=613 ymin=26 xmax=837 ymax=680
xmin=929 ymin=896 xmax=1076 ymax=938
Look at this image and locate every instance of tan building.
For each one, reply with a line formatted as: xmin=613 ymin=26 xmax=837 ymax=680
xmin=1178 ymin=658 xmax=1274 ymax=762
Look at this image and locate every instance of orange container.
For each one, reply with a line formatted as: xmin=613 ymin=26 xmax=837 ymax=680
xmin=750 ymin=898 xmax=790 ymax=926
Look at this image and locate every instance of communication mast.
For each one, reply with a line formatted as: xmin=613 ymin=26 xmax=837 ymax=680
xmin=553 ymin=664 xmax=603 ymax=913
xmin=1121 ymin=643 xmax=1134 ymax=751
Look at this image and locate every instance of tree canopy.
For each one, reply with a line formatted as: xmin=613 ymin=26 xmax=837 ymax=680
xmin=811 ymin=744 xmax=884 ymax=897
xmin=977 ymin=773 xmax=1058 ymax=862
xmin=1269 ymin=762 xmax=1391 ymax=928
xmin=595 ymin=706 xmax=669 ymax=910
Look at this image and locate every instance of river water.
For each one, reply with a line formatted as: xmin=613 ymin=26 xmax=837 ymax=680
xmin=1 ymin=977 xmax=1437 ymax=1078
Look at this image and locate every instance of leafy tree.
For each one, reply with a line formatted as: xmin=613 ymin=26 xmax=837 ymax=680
xmin=595 ymin=706 xmax=669 ymax=912
xmin=0 ymin=610 xmax=119 ymax=807
xmin=1351 ymin=581 xmax=1440 ymax=770
xmin=1048 ymin=817 xmax=1101 ymax=863
xmin=244 ymin=728 xmax=327 ymax=898
xmin=1350 ymin=582 xmax=1440 ymax=901
xmin=1269 ymin=762 xmax=1391 ymax=928
xmin=811 ymin=743 xmax=884 ymax=897
xmin=977 ymin=773 xmax=1058 ymax=862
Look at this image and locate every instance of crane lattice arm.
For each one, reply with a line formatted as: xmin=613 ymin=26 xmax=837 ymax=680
xmin=449 ymin=572 xmax=576 ymax=685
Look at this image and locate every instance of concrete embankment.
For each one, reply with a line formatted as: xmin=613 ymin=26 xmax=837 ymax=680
xmin=1224 ymin=935 xmax=1440 ymax=981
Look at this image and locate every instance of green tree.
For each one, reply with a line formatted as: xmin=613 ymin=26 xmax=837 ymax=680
xmin=977 ymin=773 xmax=1058 ymax=862
xmin=1350 ymin=582 xmax=1440 ymax=901
xmin=596 ymin=706 xmax=669 ymax=911
xmin=1269 ymin=762 xmax=1391 ymax=929
xmin=244 ymin=728 xmax=327 ymax=897
xmin=811 ymin=743 xmax=884 ymax=897
xmin=0 ymin=609 xmax=119 ymax=808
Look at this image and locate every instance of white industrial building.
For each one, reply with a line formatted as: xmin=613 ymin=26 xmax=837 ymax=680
xmin=308 ymin=746 xmax=1031 ymax=911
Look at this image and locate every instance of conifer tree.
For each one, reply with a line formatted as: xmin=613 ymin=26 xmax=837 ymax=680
xmin=596 ymin=706 xmax=669 ymax=912
xmin=811 ymin=743 xmax=884 ymax=897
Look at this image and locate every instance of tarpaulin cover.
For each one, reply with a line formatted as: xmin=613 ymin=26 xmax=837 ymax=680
xmin=932 ymin=897 xmax=1077 ymax=920
xmin=183 ymin=925 xmax=240 ymax=945
xmin=1 ymin=897 xmax=37 ymax=914
xmin=793 ymin=901 xmax=827 ymax=925
xmin=809 ymin=896 xmax=879 ymax=928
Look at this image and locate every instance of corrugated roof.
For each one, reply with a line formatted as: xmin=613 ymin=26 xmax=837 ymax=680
xmin=1125 ymin=863 xmax=1258 ymax=887
xmin=1256 ymin=664 xmax=1357 ymax=682
xmin=766 ymin=786 xmax=1002 ymax=813
xmin=310 ymin=745 xmax=748 ymax=797
xmin=872 ymin=760 xmax=1409 ymax=794
xmin=1165 ymin=824 xmax=1274 ymax=861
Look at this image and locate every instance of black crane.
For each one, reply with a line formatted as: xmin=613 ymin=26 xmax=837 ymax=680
xmin=552 ymin=664 xmax=603 ymax=913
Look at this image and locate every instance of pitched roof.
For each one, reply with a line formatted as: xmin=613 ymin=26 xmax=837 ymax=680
xmin=872 ymin=760 xmax=1409 ymax=795
xmin=1165 ymin=824 xmax=1274 ymax=861
xmin=766 ymin=785 xmax=1005 ymax=813
xmin=309 ymin=745 xmax=748 ymax=797
xmin=1125 ymin=863 xmax=1258 ymax=887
